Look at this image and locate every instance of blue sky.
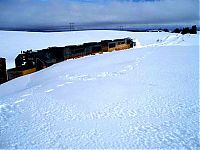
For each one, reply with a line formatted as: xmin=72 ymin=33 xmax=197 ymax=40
xmin=0 ymin=0 xmax=199 ymax=29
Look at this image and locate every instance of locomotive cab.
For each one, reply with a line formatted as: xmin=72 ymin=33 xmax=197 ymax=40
xmin=126 ymin=38 xmax=136 ymax=47
xmin=15 ymin=50 xmax=36 ymax=70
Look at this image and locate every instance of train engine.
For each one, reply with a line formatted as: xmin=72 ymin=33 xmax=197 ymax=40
xmin=7 ymin=49 xmax=57 ymax=80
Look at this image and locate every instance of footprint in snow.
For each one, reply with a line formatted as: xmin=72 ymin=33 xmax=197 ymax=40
xmin=83 ymin=77 xmax=96 ymax=81
xmin=0 ymin=99 xmax=25 ymax=112
xmin=44 ymin=89 xmax=54 ymax=93
xmin=14 ymin=99 xmax=25 ymax=104
xmin=56 ymin=81 xmax=72 ymax=87
xmin=20 ymin=93 xmax=32 ymax=98
xmin=33 ymin=85 xmax=42 ymax=90
xmin=65 ymin=81 xmax=73 ymax=84
xmin=57 ymin=84 xmax=65 ymax=87
xmin=0 ymin=104 xmax=7 ymax=111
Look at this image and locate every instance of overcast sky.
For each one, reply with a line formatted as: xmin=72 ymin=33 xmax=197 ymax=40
xmin=0 ymin=0 xmax=199 ymax=29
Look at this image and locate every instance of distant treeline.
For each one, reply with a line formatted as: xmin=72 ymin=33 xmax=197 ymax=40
xmin=127 ymin=25 xmax=198 ymax=34
xmin=171 ymin=25 xmax=197 ymax=34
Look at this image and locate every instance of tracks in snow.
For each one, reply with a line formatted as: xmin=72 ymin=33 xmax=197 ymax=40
xmin=0 ymin=49 xmax=151 ymax=123
xmin=0 ymin=34 xmax=182 ymax=107
xmin=1 ymin=33 xmax=180 ymax=123
xmin=0 ymin=33 xmax=199 ymax=148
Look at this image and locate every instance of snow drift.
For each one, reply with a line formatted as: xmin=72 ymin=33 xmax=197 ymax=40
xmin=0 ymin=30 xmax=199 ymax=149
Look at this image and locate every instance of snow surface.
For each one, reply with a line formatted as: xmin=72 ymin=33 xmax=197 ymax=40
xmin=0 ymin=30 xmax=199 ymax=149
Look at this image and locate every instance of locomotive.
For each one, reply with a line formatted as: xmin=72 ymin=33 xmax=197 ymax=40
xmin=0 ymin=38 xmax=136 ymax=84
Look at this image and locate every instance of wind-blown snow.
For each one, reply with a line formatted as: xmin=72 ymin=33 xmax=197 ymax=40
xmin=0 ymin=30 xmax=199 ymax=149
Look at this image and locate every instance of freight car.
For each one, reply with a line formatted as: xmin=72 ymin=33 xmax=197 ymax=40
xmin=0 ymin=38 xmax=136 ymax=84
xmin=0 ymin=58 xmax=7 ymax=84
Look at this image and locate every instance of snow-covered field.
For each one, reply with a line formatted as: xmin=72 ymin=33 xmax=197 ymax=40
xmin=0 ymin=30 xmax=199 ymax=149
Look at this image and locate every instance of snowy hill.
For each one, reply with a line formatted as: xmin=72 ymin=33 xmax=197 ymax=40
xmin=0 ymin=30 xmax=199 ymax=149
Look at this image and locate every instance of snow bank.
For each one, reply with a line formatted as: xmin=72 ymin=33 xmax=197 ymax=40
xmin=0 ymin=30 xmax=199 ymax=149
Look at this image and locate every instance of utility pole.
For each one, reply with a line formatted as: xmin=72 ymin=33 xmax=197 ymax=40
xmin=119 ymin=26 xmax=124 ymax=31
xmin=69 ymin=22 xmax=75 ymax=31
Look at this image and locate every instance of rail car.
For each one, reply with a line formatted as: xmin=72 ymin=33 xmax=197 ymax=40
xmin=0 ymin=38 xmax=136 ymax=84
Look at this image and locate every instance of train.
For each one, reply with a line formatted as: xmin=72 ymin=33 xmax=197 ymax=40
xmin=0 ymin=37 xmax=136 ymax=84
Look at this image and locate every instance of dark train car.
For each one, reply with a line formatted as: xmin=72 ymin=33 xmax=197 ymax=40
xmin=63 ymin=43 xmax=100 ymax=59
xmin=47 ymin=44 xmax=94 ymax=61
xmin=101 ymin=40 xmax=113 ymax=52
xmin=91 ymin=45 xmax=102 ymax=54
xmin=0 ymin=58 xmax=7 ymax=84
xmin=44 ymin=46 xmax=75 ymax=62
xmin=83 ymin=42 xmax=102 ymax=54
xmin=34 ymin=49 xmax=57 ymax=70
xmin=63 ymin=45 xmax=76 ymax=60
xmin=71 ymin=45 xmax=89 ymax=58
xmin=46 ymin=47 xmax=65 ymax=63
xmin=64 ymin=45 xmax=83 ymax=59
